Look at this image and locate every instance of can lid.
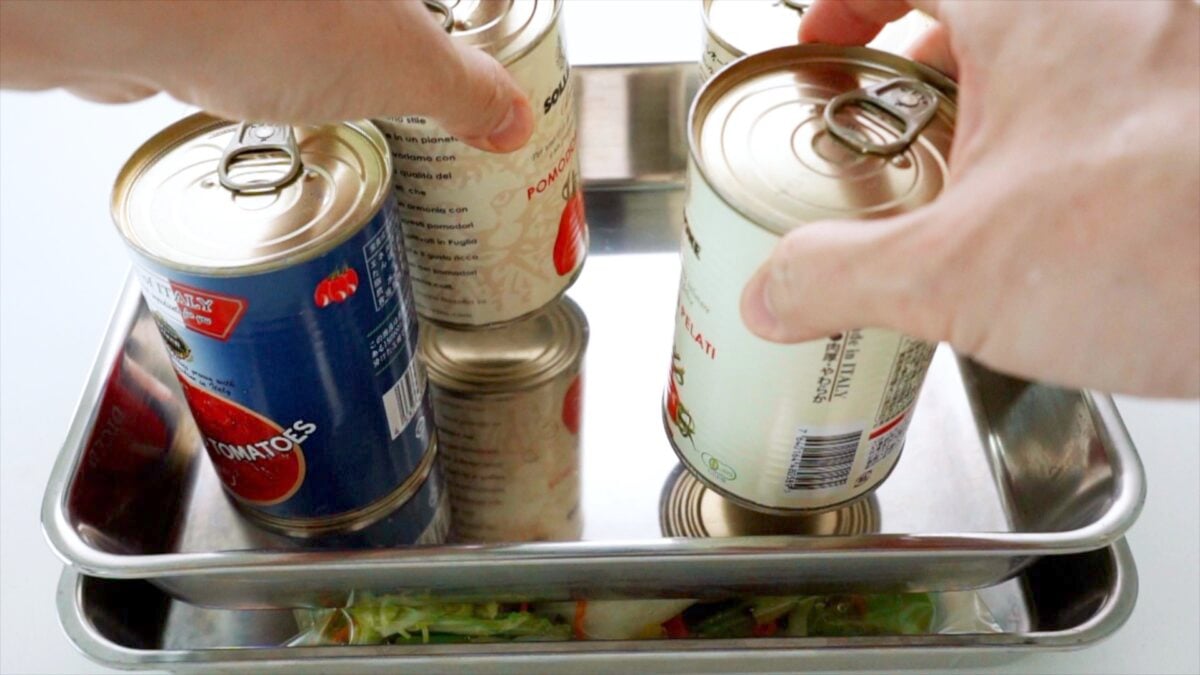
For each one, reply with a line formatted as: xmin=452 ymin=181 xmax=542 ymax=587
xmin=112 ymin=115 xmax=390 ymax=275
xmin=430 ymin=0 xmax=560 ymax=65
xmin=690 ymin=45 xmax=956 ymax=236
xmin=702 ymin=0 xmax=935 ymax=60
xmin=421 ymin=297 xmax=588 ymax=393
xmin=659 ymin=464 xmax=879 ymax=537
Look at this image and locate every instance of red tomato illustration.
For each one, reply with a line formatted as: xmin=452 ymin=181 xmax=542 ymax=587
xmin=329 ymin=274 xmax=351 ymax=302
xmin=667 ymin=379 xmax=680 ymax=423
xmin=315 ymin=267 xmax=359 ymax=307
xmin=561 ymin=375 xmax=583 ymax=435
xmin=314 ymin=278 xmax=334 ymax=308
xmin=553 ymin=191 xmax=587 ymax=276
xmin=177 ymin=376 xmax=306 ymax=505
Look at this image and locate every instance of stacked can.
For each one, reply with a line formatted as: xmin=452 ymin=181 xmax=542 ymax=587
xmin=376 ymin=0 xmax=587 ymax=329
xmin=112 ymin=116 xmax=448 ymax=548
xmin=666 ymin=46 xmax=956 ymax=513
xmin=420 ymin=298 xmax=587 ymax=543
xmin=700 ymin=0 xmax=936 ymax=80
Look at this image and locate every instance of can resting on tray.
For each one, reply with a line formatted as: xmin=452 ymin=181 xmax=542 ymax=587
xmin=111 ymin=116 xmax=441 ymax=546
xmin=666 ymin=46 xmax=955 ymax=514
xmin=421 ymin=298 xmax=588 ymax=543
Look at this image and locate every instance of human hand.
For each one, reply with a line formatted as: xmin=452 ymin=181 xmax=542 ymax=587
xmin=0 ymin=0 xmax=533 ymax=152
xmin=739 ymin=0 xmax=1200 ymax=397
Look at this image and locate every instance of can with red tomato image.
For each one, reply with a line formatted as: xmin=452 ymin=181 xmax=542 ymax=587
xmin=419 ymin=297 xmax=587 ymax=543
xmin=112 ymin=115 xmax=444 ymax=546
xmin=375 ymin=0 xmax=587 ymax=328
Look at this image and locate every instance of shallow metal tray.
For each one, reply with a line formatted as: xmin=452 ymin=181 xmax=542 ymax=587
xmin=57 ymin=541 xmax=1137 ymax=674
xmin=42 ymin=63 xmax=1145 ymax=608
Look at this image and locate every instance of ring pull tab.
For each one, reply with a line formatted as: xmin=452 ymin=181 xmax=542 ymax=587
xmin=823 ymin=78 xmax=940 ymax=156
xmin=218 ymin=123 xmax=303 ymax=193
xmin=423 ymin=0 xmax=455 ymax=33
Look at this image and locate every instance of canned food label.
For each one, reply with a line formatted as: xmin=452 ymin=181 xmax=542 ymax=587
xmin=700 ymin=5 xmax=937 ymax=82
xmin=700 ymin=30 xmax=739 ymax=80
xmin=377 ymin=18 xmax=586 ymax=326
xmin=666 ymin=166 xmax=934 ymax=510
xmin=432 ymin=373 xmax=583 ymax=543
xmin=132 ymin=201 xmax=434 ymax=519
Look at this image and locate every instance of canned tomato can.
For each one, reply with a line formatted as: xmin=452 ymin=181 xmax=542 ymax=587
xmin=375 ymin=0 xmax=587 ymax=328
xmin=700 ymin=0 xmax=936 ymax=80
xmin=112 ymin=115 xmax=439 ymax=543
xmin=420 ymin=297 xmax=587 ymax=543
xmin=666 ymin=46 xmax=956 ymax=513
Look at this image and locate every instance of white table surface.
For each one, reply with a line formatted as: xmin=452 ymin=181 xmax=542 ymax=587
xmin=2 ymin=3 xmax=1197 ymax=673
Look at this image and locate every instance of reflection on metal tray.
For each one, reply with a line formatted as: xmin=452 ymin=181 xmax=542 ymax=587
xmin=42 ymin=64 xmax=1144 ymax=608
xmin=56 ymin=541 xmax=1137 ymax=673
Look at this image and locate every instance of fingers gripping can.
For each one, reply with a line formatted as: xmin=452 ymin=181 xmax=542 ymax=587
xmin=376 ymin=0 xmax=587 ymax=328
xmin=700 ymin=0 xmax=936 ymax=80
xmin=420 ymin=298 xmax=587 ymax=543
xmin=112 ymin=116 xmax=444 ymax=545
xmin=666 ymin=46 xmax=956 ymax=513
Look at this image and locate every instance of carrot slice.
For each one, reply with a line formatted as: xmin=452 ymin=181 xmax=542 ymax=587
xmin=752 ymin=621 xmax=778 ymax=638
xmin=573 ymin=600 xmax=588 ymax=640
xmin=663 ymin=615 xmax=689 ymax=639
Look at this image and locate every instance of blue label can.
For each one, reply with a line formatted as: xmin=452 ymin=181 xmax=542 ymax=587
xmin=113 ymin=116 xmax=441 ymax=544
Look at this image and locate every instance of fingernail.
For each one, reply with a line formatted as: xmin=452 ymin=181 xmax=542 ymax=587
xmin=485 ymin=99 xmax=532 ymax=152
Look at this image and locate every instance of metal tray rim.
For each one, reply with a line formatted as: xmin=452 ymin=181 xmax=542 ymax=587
xmin=42 ymin=268 xmax=1145 ymax=581
xmin=54 ymin=539 xmax=1139 ymax=670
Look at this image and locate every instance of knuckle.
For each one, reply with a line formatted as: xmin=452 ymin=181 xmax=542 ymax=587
xmin=768 ymin=232 xmax=815 ymax=317
xmin=475 ymin=60 xmax=512 ymax=128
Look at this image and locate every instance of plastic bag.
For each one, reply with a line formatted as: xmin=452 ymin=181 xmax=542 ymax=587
xmin=289 ymin=589 xmax=1001 ymax=646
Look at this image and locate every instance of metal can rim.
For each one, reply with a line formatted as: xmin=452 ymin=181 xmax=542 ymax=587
xmin=110 ymin=114 xmax=393 ymax=277
xmin=700 ymin=0 xmax=752 ymax=62
xmin=237 ymin=433 xmax=440 ymax=538
xmin=687 ymin=44 xmax=959 ymax=239
xmin=421 ymin=296 xmax=588 ymax=395
xmin=466 ymin=0 xmax=563 ymax=66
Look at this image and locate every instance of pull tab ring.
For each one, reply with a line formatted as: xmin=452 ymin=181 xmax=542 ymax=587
xmin=218 ymin=123 xmax=302 ymax=193
xmin=823 ymin=78 xmax=940 ymax=156
xmin=423 ymin=0 xmax=455 ymax=33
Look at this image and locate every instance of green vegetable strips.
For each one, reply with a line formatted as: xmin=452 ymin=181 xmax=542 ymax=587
xmin=317 ymin=594 xmax=571 ymax=645
xmin=297 ymin=592 xmax=941 ymax=645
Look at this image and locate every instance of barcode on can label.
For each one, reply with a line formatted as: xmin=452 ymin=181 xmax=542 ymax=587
xmin=784 ymin=428 xmax=864 ymax=491
xmin=383 ymin=358 xmax=427 ymax=441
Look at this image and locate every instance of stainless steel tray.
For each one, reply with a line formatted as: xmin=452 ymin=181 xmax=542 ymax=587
xmin=57 ymin=541 xmax=1138 ymax=674
xmin=42 ymin=63 xmax=1145 ymax=608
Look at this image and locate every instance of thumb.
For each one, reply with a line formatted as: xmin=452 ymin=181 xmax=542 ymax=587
xmin=423 ymin=43 xmax=536 ymax=153
xmin=170 ymin=0 xmax=537 ymax=154
xmin=377 ymin=3 xmax=535 ymax=153
xmin=740 ymin=212 xmax=949 ymax=344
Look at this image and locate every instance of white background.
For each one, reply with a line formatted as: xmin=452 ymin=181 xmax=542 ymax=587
xmin=1 ymin=2 xmax=1197 ymax=673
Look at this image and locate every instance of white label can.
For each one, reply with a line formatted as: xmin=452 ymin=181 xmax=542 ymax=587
xmin=700 ymin=0 xmax=936 ymax=81
xmin=420 ymin=297 xmax=587 ymax=542
xmin=667 ymin=46 xmax=956 ymax=512
xmin=376 ymin=0 xmax=586 ymax=328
